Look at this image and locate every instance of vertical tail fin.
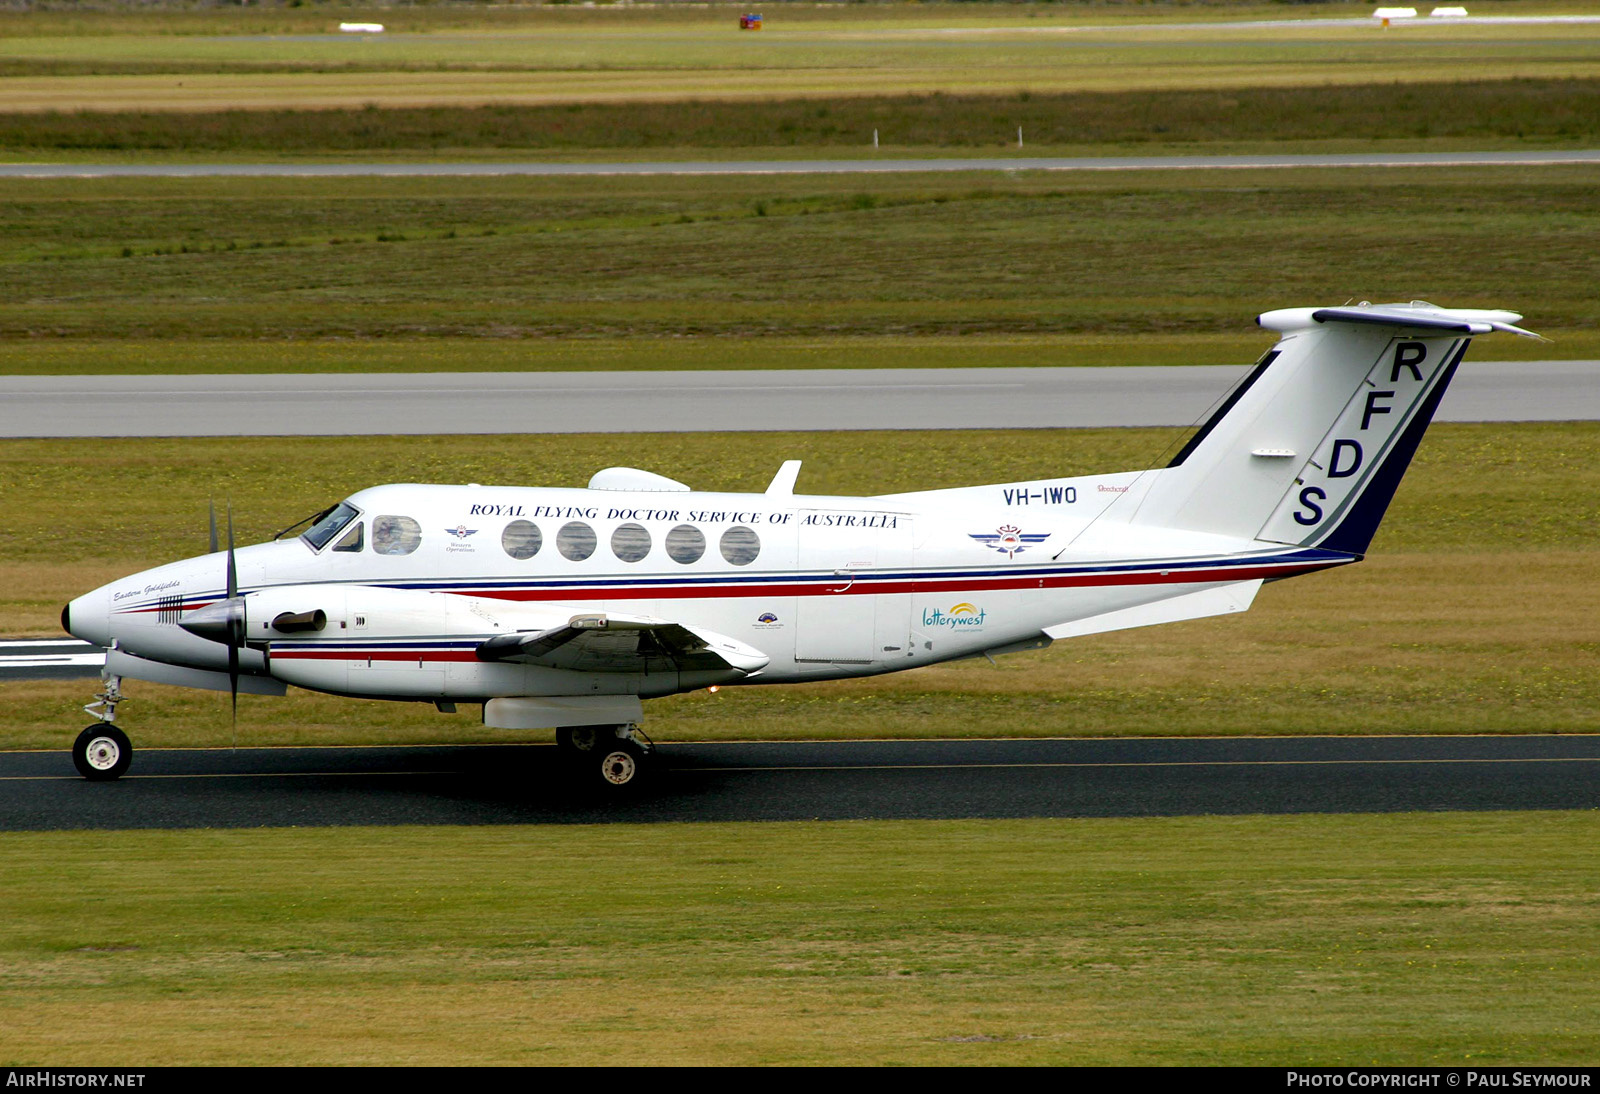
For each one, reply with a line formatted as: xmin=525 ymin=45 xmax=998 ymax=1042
xmin=1130 ymin=303 xmax=1538 ymax=553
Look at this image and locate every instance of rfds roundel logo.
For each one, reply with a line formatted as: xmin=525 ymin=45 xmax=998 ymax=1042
xmin=969 ymin=525 xmax=1050 ymax=558
xmin=445 ymin=525 xmax=479 ymax=541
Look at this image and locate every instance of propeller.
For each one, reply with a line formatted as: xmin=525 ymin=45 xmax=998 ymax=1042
xmin=224 ymin=505 xmax=240 ymax=727
xmin=179 ymin=502 xmax=245 ymax=738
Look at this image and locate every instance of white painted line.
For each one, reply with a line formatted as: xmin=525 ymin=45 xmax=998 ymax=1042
xmin=0 ymin=655 xmax=107 ymax=669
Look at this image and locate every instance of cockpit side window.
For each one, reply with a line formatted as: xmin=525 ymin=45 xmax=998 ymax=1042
xmin=331 ymin=522 xmax=364 ymax=553
xmin=372 ymin=515 xmax=422 ymax=556
xmin=301 ymin=502 xmax=359 ymax=551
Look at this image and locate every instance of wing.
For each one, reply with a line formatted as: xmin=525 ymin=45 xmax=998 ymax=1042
xmin=475 ymin=612 xmax=769 ymax=676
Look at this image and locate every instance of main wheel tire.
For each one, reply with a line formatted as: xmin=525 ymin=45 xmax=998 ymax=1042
xmin=73 ymin=724 xmax=132 ymax=781
xmin=556 ymin=725 xmax=605 ymax=756
xmin=594 ymin=738 xmax=649 ymax=792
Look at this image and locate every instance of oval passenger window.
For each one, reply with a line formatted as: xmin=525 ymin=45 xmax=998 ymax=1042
xmin=557 ymin=521 xmax=597 ymax=562
xmin=611 ymin=523 xmax=652 ymax=563
xmin=502 ymin=519 xmax=542 ymax=560
xmin=719 ymin=525 xmax=760 ymax=566
xmin=665 ymin=524 xmax=706 ymax=564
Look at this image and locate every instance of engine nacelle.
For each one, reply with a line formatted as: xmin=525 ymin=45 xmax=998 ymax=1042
xmin=248 ymin=584 xmax=711 ymax=701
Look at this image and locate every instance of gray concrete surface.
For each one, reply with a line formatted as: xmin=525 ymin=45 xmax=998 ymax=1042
xmin=5 ymin=736 xmax=1599 ymax=828
xmin=0 ymin=361 xmax=1592 ymax=437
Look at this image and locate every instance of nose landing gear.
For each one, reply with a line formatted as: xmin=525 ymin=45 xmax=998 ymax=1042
xmin=74 ymin=673 xmax=132 ymax=781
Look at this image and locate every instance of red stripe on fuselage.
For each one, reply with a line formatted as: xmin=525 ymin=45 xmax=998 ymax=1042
xmin=114 ymin=557 xmax=1348 ymax=618
xmin=439 ymin=559 xmax=1338 ymax=602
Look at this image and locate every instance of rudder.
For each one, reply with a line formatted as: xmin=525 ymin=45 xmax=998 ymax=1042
xmin=1129 ymin=302 xmax=1537 ymax=552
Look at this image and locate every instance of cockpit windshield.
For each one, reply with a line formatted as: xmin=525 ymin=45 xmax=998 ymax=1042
xmin=299 ymin=502 xmax=360 ymax=551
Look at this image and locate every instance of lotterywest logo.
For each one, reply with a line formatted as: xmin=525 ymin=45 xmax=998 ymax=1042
xmin=969 ymin=525 xmax=1050 ymax=559
xmin=921 ymin=603 xmax=988 ymax=628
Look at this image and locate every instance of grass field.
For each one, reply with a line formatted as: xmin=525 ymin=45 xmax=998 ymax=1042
xmin=6 ymin=80 xmax=1597 ymax=159
xmin=3 ymin=812 xmax=1598 ymax=1065
xmin=2 ymin=2 xmax=1598 ymax=115
xmin=5 ymin=422 xmax=1596 ymax=751
xmin=1 ymin=166 xmax=1596 ymax=368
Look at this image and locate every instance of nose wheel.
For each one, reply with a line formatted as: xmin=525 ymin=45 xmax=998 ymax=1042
xmin=75 ymin=672 xmax=131 ymax=781
xmin=73 ymin=724 xmax=132 ymax=781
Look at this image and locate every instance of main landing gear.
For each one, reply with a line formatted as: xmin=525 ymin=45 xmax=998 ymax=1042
xmin=556 ymin=723 xmax=655 ymax=792
xmin=74 ymin=674 xmax=132 ymax=781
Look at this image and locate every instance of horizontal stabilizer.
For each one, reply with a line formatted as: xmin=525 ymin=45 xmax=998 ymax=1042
xmin=1044 ymin=580 xmax=1262 ymax=640
xmin=476 ymin=613 xmax=769 ymax=675
xmin=1260 ymin=302 xmax=1541 ymax=340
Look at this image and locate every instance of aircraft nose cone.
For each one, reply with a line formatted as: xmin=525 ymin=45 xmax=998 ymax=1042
xmin=63 ymin=589 xmax=111 ymax=647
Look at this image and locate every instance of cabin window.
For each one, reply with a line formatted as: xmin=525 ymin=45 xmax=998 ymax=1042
xmin=665 ymin=524 xmax=706 ymax=564
xmin=611 ymin=523 xmax=652 ymax=563
xmin=332 ymin=522 xmax=364 ymax=553
xmin=372 ymin=514 xmax=422 ymax=556
xmin=557 ymin=521 xmax=597 ymax=562
xmin=501 ymin=519 xmax=542 ymax=560
xmin=301 ymin=501 xmax=359 ymax=551
xmin=719 ymin=525 xmax=760 ymax=566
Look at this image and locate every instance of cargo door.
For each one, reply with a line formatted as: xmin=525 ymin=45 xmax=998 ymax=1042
xmin=794 ymin=511 xmax=912 ymax=666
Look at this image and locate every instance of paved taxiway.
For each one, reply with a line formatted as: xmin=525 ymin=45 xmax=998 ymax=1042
xmin=4 ymin=150 xmax=1600 ymax=179
xmin=3 ymin=360 xmax=1595 ymax=437
xmin=4 ymin=736 xmax=1597 ymax=829
xmin=0 ymin=639 xmax=105 ymax=681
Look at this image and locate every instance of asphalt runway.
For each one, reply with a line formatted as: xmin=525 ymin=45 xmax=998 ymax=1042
xmin=5 ymin=735 xmax=1597 ymax=830
xmin=0 ymin=639 xmax=104 ymax=681
xmin=4 ymin=150 xmax=1599 ymax=179
xmin=2 ymin=360 xmax=1594 ymax=437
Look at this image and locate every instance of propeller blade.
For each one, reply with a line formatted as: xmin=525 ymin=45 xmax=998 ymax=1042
xmin=225 ymin=505 xmax=239 ymax=740
xmin=225 ymin=506 xmax=237 ymax=601
xmin=208 ymin=501 xmax=218 ymax=555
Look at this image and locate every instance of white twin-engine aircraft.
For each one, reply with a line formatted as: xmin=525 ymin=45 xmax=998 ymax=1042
xmin=63 ymin=303 xmax=1536 ymax=788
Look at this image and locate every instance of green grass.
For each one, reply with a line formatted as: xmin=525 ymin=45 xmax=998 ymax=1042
xmin=4 ymin=423 xmax=1597 ymax=749
xmin=4 ymin=80 xmax=1598 ymax=156
xmin=3 ymin=1 xmax=1599 ymax=118
xmin=3 ymin=812 xmax=1599 ymax=1065
xmin=0 ymin=167 xmax=1594 ymax=359
xmin=0 ymin=1 xmax=1376 ymax=41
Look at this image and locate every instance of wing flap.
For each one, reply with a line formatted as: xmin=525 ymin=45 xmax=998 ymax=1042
xmin=476 ymin=613 xmax=769 ymax=675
